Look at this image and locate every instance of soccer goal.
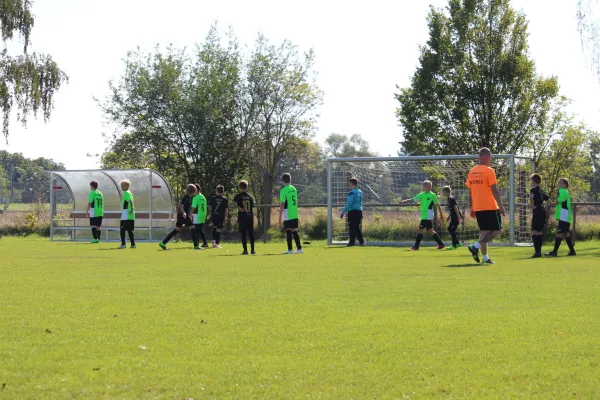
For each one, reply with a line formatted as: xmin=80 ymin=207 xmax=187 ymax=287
xmin=327 ymin=155 xmax=534 ymax=246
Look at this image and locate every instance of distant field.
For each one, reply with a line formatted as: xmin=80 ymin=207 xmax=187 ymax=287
xmin=1 ymin=238 xmax=599 ymax=398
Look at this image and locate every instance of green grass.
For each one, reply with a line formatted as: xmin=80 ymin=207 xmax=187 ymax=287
xmin=1 ymin=238 xmax=599 ymax=399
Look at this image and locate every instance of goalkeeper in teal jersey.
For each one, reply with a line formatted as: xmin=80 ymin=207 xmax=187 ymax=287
xmin=400 ymin=180 xmax=445 ymax=250
xmin=85 ymin=180 xmax=104 ymax=243
xmin=340 ymin=177 xmax=364 ymax=246
xmin=545 ymin=178 xmax=576 ymax=257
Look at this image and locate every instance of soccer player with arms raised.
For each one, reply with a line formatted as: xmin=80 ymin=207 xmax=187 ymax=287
xmin=233 ymin=181 xmax=256 ymax=255
xmin=86 ymin=180 xmax=104 ymax=244
xmin=529 ymin=174 xmax=549 ymax=258
xmin=466 ymin=148 xmax=506 ymax=264
xmin=545 ymin=178 xmax=576 ymax=257
xmin=159 ymin=184 xmax=199 ymax=250
xmin=279 ymin=173 xmax=303 ymax=254
xmin=401 ymin=180 xmax=445 ymax=250
xmin=209 ymin=185 xmax=228 ymax=248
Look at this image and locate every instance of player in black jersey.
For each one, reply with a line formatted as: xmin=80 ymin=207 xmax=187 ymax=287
xmin=159 ymin=184 xmax=199 ymax=250
xmin=442 ymin=186 xmax=463 ymax=250
xmin=209 ymin=185 xmax=229 ymax=248
xmin=529 ymin=173 xmax=550 ymax=258
xmin=233 ymin=181 xmax=256 ymax=255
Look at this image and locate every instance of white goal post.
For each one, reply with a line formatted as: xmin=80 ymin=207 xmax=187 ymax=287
xmin=327 ymin=154 xmax=535 ymax=247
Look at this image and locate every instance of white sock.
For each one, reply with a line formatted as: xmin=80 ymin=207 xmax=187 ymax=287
xmin=474 ymin=242 xmax=481 ymax=249
xmin=483 ymin=254 xmax=490 ymax=261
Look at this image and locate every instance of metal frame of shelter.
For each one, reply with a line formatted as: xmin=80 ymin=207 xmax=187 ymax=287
xmin=48 ymin=169 xmax=174 ymax=242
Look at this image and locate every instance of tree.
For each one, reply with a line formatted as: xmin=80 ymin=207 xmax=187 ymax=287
xmin=0 ymin=0 xmax=68 ymax=141
xmin=324 ymin=133 xmax=376 ymax=158
xmin=588 ymin=133 xmax=600 ymax=201
xmin=243 ymin=35 xmax=322 ymax=229
xmin=536 ymin=125 xmax=593 ymax=199
xmin=99 ymin=25 xmax=246 ymax=196
xmin=396 ymin=0 xmax=559 ymax=156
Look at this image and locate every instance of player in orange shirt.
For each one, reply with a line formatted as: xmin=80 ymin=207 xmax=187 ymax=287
xmin=465 ymin=148 xmax=506 ymax=264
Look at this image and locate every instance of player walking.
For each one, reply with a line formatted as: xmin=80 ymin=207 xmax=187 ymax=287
xmin=401 ymin=180 xmax=445 ymax=250
xmin=466 ymin=148 xmax=506 ymax=264
xmin=341 ymin=177 xmax=365 ymax=246
xmin=118 ymin=180 xmax=136 ymax=249
xmin=209 ymin=185 xmax=228 ymax=248
xmin=279 ymin=173 xmax=303 ymax=254
xmin=86 ymin=180 xmax=104 ymax=244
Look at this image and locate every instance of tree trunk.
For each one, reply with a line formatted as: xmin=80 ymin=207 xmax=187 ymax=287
xmin=262 ymin=170 xmax=274 ymax=231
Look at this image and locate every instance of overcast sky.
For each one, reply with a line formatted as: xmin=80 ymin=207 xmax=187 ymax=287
xmin=1 ymin=0 xmax=599 ymax=168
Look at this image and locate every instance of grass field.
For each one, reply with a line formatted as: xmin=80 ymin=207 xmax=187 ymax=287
xmin=1 ymin=238 xmax=599 ymax=399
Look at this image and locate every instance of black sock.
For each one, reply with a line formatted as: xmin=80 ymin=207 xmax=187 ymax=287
xmin=198 ymin=228 xmax=207 ymax=245
xmin=553 ymin=238 xmax=562 ymax=253
xmin=212 ymin=229 xmax=217 ymax=242
xmin=292 ymin=231 xmax=301 ymax=250
xmin=191 ymin=229 xmax=199 ymax=247
xmin=91 ymin=227 xmax=97 ymax=239
xmin=163 ymin=229 xmax=178 ymax=244
xmin=215 ymin=231 xmax=221 ymax=244
xmin=433 ymin=233 xmax=444 ymax=246
xmin=241 ymin=231 xmax=247 ymax=252
xmin=534 ymin=235 xmax=543 ymax=254
xmin=249 ymin=230 xmax=255 ymax=252
xmin=565 ymin=237 xmax=575 ymax=252
xmin=286 ymin=230 xmax=293 ymax=251
xmin=414 ymin=233 xmax=424 ymax=248
xmin=449 ymin=227 xmax=459 ymax=246
xmin=97 ymin=230 xmax=101 ymax=240
xmin=120 ymin=227 xmax=126 ymax=245
xmin=128 ymin=230 xmax=135 ymax=246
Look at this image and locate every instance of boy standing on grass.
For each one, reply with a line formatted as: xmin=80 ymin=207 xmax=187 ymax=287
xmin=529 ymin=174 xmax=549 ymax=258
xmin=401 ymin=180 xmax=445 ymax=251
xmin=441 ymin=186 xmax=462 ymax=250
xmin=233 ymin=181 xmax=256 ymax=255
xmin=209 ymin=185 xmax=228 ymax=248
xmin=159 ymin=184 xmax=199 ymax=250
xmin=545 ymin=178 xmax=576 ymax=257
xmin=279 ymin=173 xmax=303 ymax=254
xmin=85 ymin=180 xmax=104 ymax=244
xmin=118 ymin=180 xmax=136 ymax=249
xmin=340 ymin=177 xmax=364 ymax=246
xmin=191 ymin=184 xmax=209 ymax=248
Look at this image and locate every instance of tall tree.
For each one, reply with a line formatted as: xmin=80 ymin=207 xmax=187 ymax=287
xmin=99 ymin=25 xmax=246 ymax=195
xmin=396 ymin=0 xmax=559 ymax=156
xmin=243 ymin=35 xmax=322 ymax=229
xmin=324 ymin=133 xmax=376 ymax=158
xmin=0 ymin=0 xmax=68 ymax=141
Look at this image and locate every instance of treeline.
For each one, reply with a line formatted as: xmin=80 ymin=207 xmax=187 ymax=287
xmin=0 ymin=151 xmax=65 ymax=206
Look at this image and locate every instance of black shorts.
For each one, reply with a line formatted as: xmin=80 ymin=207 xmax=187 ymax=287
xmin=176 ymin=217 xmax=193 ymax=228
xmin=557 ymin=221 xmax=571 ymax=234
xmin=194 ymin=223 xmax=205 ymax=231
xmin=419 ymin=220 xmax=433 ymax=230
xmin=90 ymin=217 xmax=103 ymax=227
xmin=284 ymin=218 xmax=299 ymax=230
xmin=476 ymin=210 xmax=502 ymax=231
xmin=120 ymin=220 xmax=135 ymax=230
xmin=238 ymin=216 xmax=254 ymax=232
xmin=347 ymin=210 xmax=363 ymax=223
xmin=212 ymin=215 xmax=225 ymax=229
xmin=531 ymin=207 xmax=547 ymax=232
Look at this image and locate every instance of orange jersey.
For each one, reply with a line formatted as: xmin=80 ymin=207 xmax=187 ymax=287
xmin=466 ymin=165 xmax=499 ymax=211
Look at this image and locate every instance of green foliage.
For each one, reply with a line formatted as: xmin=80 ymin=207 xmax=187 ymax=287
xmin=396 ymin=0 xmax=559 ymax=156
xmin=2 ymin=238 xmax=600 ymax=397
xmin=0 ymin=0 xmax=68 ymax=141
xmin=536 ymin=125 xmax=593 ymax=199
xmin=324 ymin=133 xmax=376 ymax=158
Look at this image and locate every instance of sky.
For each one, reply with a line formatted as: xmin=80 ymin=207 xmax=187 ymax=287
xmin=2 ymin=0 xmax=600 ymax=169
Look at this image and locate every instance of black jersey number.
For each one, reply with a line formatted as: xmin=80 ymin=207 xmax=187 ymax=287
xmin=96 ymin=198 xmax=103 ymax=208
xmin=291 ymin=195 xmax=296 ymax=206
xmin=200 ymin=203 xmax=205 ymax=212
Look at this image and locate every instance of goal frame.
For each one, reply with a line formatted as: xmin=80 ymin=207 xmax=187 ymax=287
xmin=327 ymin=154 xmax=535 ymax=247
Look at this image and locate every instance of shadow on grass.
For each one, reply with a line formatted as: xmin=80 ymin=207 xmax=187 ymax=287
xmin=443 ymin=263 xmax=483 ymax=268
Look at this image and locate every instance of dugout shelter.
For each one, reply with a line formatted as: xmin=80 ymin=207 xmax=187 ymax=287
xmin=49 ymin=169 xmax=174 ymax=241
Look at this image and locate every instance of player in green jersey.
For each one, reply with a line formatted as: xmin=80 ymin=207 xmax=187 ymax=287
xmin=279 ymin=173 xmax=303 ymax=254
xmin=545 ymin=178 xmax=576 ymax=257
xmin=191 ymin=183 xmax=209 ymax=248
xmin=400 ymin=180 xmax=445 ymax=250
xmin=118 ymin=180 xmax=136 ymax=249
xmin=86 ymin=180 xmax=104 ymax=243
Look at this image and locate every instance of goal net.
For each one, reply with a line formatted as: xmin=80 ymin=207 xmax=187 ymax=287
xmin=327 ymin=155 xmax=534 ymax=246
